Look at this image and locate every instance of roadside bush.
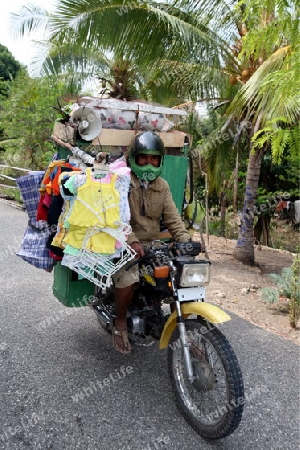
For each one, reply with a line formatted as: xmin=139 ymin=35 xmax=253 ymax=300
xmin=260 ymin=256 xmax=300 ymax=328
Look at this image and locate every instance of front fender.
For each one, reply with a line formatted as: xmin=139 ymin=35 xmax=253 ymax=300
xmin=159 ymin=302 xmax=231 ymax=350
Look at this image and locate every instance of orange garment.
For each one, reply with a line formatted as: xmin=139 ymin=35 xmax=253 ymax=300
xmin=40 ymin=161 xmax=81 ymax=196
xmin=39 ymin=161 xmax=65 ymax=195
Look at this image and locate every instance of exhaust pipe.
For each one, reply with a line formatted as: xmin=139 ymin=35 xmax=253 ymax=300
xmin=90 ymin=305 xmax=112 ymax=332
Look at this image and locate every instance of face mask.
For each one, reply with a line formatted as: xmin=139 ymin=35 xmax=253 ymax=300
xmin=131 ymin=163 xmax=162 ymax=181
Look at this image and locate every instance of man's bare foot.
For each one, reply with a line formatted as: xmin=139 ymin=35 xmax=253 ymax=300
xmin=112 ymin=318 xmax=132 ymax=354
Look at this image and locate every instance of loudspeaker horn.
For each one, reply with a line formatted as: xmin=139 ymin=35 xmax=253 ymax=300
xmin=70 ymin=106 xmax=102 ymax=141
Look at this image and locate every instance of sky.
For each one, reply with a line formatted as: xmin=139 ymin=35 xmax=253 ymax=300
xmin=0 ymin=0 xmax=55 ymax=69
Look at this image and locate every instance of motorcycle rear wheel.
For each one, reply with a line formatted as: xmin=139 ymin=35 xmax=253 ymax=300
xmin=168 ymin=318 xmax=244 ymax=439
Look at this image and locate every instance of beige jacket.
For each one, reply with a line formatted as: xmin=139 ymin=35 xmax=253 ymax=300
xmin=127 ymin=173 xmax=190 ymax=245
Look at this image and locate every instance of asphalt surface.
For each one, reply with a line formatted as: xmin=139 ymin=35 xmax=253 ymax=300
xmin=0 ymin=201 xmax=299 ymax=450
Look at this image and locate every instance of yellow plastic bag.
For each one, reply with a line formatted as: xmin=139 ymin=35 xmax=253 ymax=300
xmin=184 ymin=199 xmax=205 ymax=230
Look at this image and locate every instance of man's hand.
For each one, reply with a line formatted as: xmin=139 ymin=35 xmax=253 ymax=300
xmin=130 ymin=242 xmax=145 ymax=258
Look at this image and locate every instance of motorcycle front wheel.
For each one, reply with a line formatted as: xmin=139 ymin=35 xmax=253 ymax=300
xmin=168 ymin=318 xmax=244 ymax=440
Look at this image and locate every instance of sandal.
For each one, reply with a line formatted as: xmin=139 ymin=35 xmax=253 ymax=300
xmin=112 ymin=323 xmax=132 ymax=355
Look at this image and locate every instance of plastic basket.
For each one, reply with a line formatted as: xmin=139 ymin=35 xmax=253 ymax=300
xmin=61 ymin=227 xmax=136 ymax=290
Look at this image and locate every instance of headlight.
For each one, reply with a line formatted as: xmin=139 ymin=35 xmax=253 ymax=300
xmin=180 ymin=262 xmax=211 ymax=287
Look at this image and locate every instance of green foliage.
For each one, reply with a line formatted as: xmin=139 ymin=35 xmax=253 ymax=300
xmin=0 ymin=44 xmax=22 ymax=83
xmin=258 ymin=153 xmax=300 ymax=200
xmin=236 ymin=0 xmax=298 ymax=60
xmin=269 ymin=268 xmax=294 ymax=299
xmin=0 ymin=79 xmax=11 ymax=99
xmin=0 ymin=44 xmax=23 ymax=100
xmin=290 ymin=256 xmax=300 ymax=328
xmin=196 ymin=108 xmax=238 ymax=194
xmin=208 ymin=219 xmax=224 ymax=236
xmin=0 ymin=187 xmax=22 ymax=203
xmin=253 ymin=152 xmax=300 ymax=230
xmin=0 ymin=71 xmax=68 ymax=170
xmin=252 ymin=121 xmax=300 ymax=164
xmin=260 ymin=287 xmax=280 ymax=304
xmin=260 ymin=259 xmax=300 ymax=327
xmin=250 ymin=42 xmax=300 ymax=165
xmin=194 ymin=174 xmax=219 ymax=209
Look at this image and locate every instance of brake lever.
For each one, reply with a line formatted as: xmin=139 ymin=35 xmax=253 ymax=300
xmin=125 ymin=258 xmax=142 ymax=270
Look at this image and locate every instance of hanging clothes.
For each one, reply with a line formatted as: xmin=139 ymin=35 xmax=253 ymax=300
xmin=36 ymin=161 xmax=81 ymax=221
xmin=54 ymin=159 xmax=135 ymax=288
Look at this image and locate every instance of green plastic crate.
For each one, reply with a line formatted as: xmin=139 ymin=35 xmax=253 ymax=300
xmin=52 ymin=262 xmax=95 ymax=307
xmin=161 ymin=155 xmax=189 ymax=214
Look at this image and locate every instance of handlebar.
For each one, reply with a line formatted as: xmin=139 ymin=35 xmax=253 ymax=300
xmin=125 ymin=248 xmax=157 ymax=270
xmin=125 ymin=240 xmax=201 ymax=270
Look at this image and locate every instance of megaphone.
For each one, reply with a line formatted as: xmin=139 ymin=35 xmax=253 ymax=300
xmin=70 ymin=106 xmax=102 ymax=141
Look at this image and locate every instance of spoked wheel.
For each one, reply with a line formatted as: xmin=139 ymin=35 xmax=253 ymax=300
xmin=168 ymin=318 xmax=244 ymax=439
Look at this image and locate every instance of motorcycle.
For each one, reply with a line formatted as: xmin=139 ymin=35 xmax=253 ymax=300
xmin=91 ymin=239 xmax=244 ymax=440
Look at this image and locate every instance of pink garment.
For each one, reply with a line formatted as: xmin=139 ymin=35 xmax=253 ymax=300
xmin=109 ymin=157 xmax=131 ymax=176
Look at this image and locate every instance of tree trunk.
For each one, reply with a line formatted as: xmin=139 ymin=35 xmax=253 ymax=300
xmin=219 ymin=190 xmax=227 ymax=237
xmin=202 ymin=171 xmax=210 ymax=245
xmin=233 ymin=150 xmax=239 ymax=214
xmin=234 ymin=145 xmax=264 ymax=265
xmin=254 ymin=215 xmax=272 ymax=246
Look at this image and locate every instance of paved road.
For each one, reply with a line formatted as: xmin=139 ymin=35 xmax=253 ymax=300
xmin=0 ymin=201 xmax=299 ymax=450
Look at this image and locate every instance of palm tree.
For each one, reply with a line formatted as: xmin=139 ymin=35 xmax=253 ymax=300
xmin=225 ymin=5 xmax=299 ymax=263
xmin=10 ymin=1 xmax=231 ymax=101
xmin=11 ymin=0 xmax=299 ymax=264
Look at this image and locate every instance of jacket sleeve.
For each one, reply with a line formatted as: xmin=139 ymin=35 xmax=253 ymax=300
xmin=162 ymin=181 xmax=190 ymax=242
xmin=127 ymin=231 xmax=140 ymax=246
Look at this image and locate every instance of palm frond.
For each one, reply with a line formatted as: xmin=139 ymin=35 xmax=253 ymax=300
xmin=252 ymin=122 xmax=300 ymax=164
xmin=11 ymin=0 xmax=237 ymax=80
xmin=226 ymin=45 xmax=300 ymax=125
xmin=9 ymin=4 xmax=50 ymax=37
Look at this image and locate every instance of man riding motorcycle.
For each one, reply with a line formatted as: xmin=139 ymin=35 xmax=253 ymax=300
xmin=112 ymin=130 xmax=190 ymax=354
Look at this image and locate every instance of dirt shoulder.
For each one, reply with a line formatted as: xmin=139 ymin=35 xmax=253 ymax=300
xmin=198 ymin=234 xmax=299 ymax=345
